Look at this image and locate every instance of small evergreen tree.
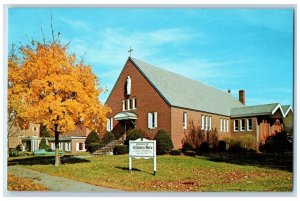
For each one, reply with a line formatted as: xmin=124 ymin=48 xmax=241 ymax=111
xmin=102 ymin=131 xmax=115 ymax=145
xmin=39 ymin=137 xmax=49 ymax=150
xmin=85 ymin=130 xmax=101 ymax=152
xmin=154 ymin=129 xmax=173 ymax=155
xmin=125 ymin=128 xmax=142 ymax=145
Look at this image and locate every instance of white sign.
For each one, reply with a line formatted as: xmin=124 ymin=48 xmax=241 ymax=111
xmin=129 ymin=139 xmax=155 ymax=158
xmin=129 ymin=138 xmax=157 ymax=175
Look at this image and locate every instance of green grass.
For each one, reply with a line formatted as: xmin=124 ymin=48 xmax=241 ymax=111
xmin=8 ymin=154 xmax=293 ymax=192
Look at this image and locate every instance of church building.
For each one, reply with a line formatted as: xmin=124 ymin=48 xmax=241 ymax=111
xmin=103 ymin=57 xmax=292 ymax=149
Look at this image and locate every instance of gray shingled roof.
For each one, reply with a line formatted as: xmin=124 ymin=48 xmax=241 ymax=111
xmin=230 ymin=103 xmax=281 ymax=118
xmin=130 ymin=58 xmax=244 ymax=116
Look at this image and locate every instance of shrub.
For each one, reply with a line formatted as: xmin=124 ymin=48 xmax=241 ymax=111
xmin=196 ymin=142 xmax=210 ymax=155
xmin=9 ymin=148 xmax=19 ymax=157
xmin=102 ymin=131 xmax=115 ymax=145
xmin=170 ymin=149 xmax=182 ymax=156
xmin=183 ymin=150 xmax=196 ymax=157
xmin=85 ymin=130 xmax=101 ymax=152
xmin=154 ymin=129 xmax=173 ymax=155
xmin=238 ymin=134 xmax=257 ymax=151
xmin=39 ymin=137 xmax=49 ymax=150
xmin=89 ymin=142 xmax=103 ymax=153
xmin=181 ymin=141 xmax=193 ymax=153
xmin=260 ymin=131 xmax=292 ymax=153
xmin=113 ymin=145 xmax=129 ymax=155
xmin=15 ymin=144 xmax=23 ymax=151
xmin=125 ymin=128 xmax=142 ymax=145
xmin=218 ymin=140 xmax=227 ymax=152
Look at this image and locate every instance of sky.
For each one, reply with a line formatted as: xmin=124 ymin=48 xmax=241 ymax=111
xmin=8 ymin=7 xmax=294 ymax=106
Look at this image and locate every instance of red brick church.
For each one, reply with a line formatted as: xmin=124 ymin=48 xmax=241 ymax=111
xmin=103 ymin=57 xmax=293 ymax=149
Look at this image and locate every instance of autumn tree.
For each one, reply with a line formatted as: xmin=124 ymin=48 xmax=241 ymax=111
xmin=8 ymin=41 xmax=111 ymax=166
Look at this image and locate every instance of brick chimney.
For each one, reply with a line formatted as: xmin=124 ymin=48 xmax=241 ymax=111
xmin=239 ymin=90 xmax=245 ymax=105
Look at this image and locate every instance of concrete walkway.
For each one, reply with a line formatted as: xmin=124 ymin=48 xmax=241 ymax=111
xmin=8 ymin=166 xmax=122 ymax=192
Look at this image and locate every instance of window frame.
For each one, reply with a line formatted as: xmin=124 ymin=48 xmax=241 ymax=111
xmin=247 ymin=118 xmax=253 ymax=131
xmin=240 ymin=119 xmax=246 ymax=131
xmin=234 ymin=119 xmax=239 ymax=132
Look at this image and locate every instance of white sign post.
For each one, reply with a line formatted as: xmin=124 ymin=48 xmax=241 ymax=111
xmin=129 ymin=138 xmax=156 ymax=175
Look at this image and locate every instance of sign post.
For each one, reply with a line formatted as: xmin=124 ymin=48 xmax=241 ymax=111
xmin=129 ymin=138 xmax=156 ymax=175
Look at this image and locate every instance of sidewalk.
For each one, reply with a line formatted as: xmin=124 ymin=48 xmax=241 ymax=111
xmin=7 ymin=166 xmax=122 ymax=192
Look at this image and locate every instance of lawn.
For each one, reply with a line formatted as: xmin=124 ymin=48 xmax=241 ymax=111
xmin=8 ymin=153 xmax=293 ymax=192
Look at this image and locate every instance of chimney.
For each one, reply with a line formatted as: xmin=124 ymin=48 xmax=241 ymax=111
xmin=239 ymin=90 xmax=245 ymax=105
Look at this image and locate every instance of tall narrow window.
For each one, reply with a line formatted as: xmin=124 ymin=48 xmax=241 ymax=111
xmin=240 ymin=119 xmax=246 ymax=131
xmin=226 ymin=119 xmax=229 ymax=132
xmin=122 ymin=100 xmax=125 ymax=111
xmin=51 ymin=143 xmax=55 ymax=150
xmin=132 ymin=97 xmax=137 ymax=109
xmin=183 ymin=112 xmax=187 ymax=129
xmin=106 ymin=118 xmax=113 ymax=131
xmin=127 ymin=99 xmax=131 ymax=110
xmin=223 ymin=119 xmax=226 ymax=132
xmin=247 ymin=119 xmax=253 ymax=131
xmin=148 ymin=112 xmax=157 ymax=129
xmin=209 ymin=116 xmax=212 ymax=131
xmin=220 ymin=119 xmax=223 ymax=131
xmin=205 ymin=116 xmax=208 ymax=130
xmin=234 ymin=120 xmax=239 ymax=132
xmin=201 ymin=115 xmax=205 ymax=130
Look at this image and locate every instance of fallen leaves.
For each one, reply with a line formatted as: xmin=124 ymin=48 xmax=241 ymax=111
xmin=7 ymin=174 xmax=48 ymax=191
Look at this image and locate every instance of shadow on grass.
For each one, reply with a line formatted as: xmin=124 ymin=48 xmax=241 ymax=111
xmin=200 ymin=152 xmax=293 ymax=172
xmin=8 ymin=155 xmax=91 ymax=166
xmin=115 ymin=166 xmax=141 ymax=172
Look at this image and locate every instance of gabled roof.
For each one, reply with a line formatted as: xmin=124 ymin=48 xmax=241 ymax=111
xmin=230 ymin=103 xmax=285 ymax=118
xmin=130 ymin=57 xmax=244 ymax=116
xmin=281 ymin=105 xmax=293 ymax=117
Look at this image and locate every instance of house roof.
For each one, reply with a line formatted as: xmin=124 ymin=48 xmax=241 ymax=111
xmin=281 ymin=105 xmax=293 ymax=116
xmin=230 ymin=103 xmax=285 ymax=118
xmin=130 ymin=57 xmax=244 ymax=116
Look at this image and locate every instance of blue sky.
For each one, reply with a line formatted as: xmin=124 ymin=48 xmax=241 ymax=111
xmin=8 ymin=8 xmax=294 ymax=106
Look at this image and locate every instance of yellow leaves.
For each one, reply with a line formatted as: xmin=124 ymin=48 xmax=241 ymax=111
xmin=7 ymin=174 xmax=48 ymax=191
xmin=8 ymin=42 xmax=111 ymax=134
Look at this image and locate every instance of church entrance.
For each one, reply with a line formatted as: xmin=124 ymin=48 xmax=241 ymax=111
xmin=113 ymin=111 xmax=137 ymax=140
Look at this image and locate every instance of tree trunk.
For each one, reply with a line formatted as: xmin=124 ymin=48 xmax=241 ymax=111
xmin=54 ymin=126 xmax=61 ymax=166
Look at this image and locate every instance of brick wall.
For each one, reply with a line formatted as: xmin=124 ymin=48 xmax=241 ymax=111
xmin=103 ymin=58 xmax=171 ymax=140
xmin=171 ymin=107 xmax=231 ymax=149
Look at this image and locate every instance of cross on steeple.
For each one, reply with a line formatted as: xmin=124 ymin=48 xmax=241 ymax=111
xmin=128 ymin=46 xmax=133 ymax=57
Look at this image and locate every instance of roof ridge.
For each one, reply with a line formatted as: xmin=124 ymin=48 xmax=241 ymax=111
xmin=231 ymin=102 xmax=280 ymax=109
xmin=131 ymin=57 xmax=237 ymax=98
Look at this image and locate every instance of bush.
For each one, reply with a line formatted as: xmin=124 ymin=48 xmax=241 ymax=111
xmin=196 ymin=142 xmax=210 ymax=155
xmin=9 ymin=148 xmax=19 ymax=157
xmin=154 ymin=129 xmax=173 ymax=155
xmin=183 ymin=150 xmax=196 ymax=157
xmin=224 ymin=135 xmax=256 ymax=153
xmin=89 ymin=142 xmax=103 ymax=153
xmin=170 ymin=149 xmax=182 ymax=156
xmin=16 ymin=144 xmax=23 ymax=151
xmin=260 ymin=131 xmax=292 ymax=153
xmin=218 ymin=140 xmax=227 ymax=152
xmin=39 ymin=137 xmax=49 ymax=150
xmin=113 ymin=145 xmax=129 ymax=155
xmin=181 ymin=141 xmax=193 ymax=153
xmin=125 ymin=128 xmax=142 ymax=145
xmin=85 ymin=130 xmax=101 ymax=152
xmin=102 ymin=131 xmax=115 ymax=145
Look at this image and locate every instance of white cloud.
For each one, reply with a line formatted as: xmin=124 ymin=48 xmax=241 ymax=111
xmin=59 ymin=17 xmax=91 ymax=32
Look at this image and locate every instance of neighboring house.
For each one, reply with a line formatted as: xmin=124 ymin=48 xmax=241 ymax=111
xmin=9 ymin=125 xmax=89 ymax=153
xmin=103 ymin=57 xmax=293 ymax=149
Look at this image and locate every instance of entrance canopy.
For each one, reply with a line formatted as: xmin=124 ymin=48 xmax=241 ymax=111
xmin=114 ymin=111 xmax=137 ymax=121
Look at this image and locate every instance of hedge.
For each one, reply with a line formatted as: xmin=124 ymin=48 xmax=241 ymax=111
xmin=154 ymin=129 xmax=173 ymax=155
xmin=113 ymin=145 xmax=129 ymax=155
